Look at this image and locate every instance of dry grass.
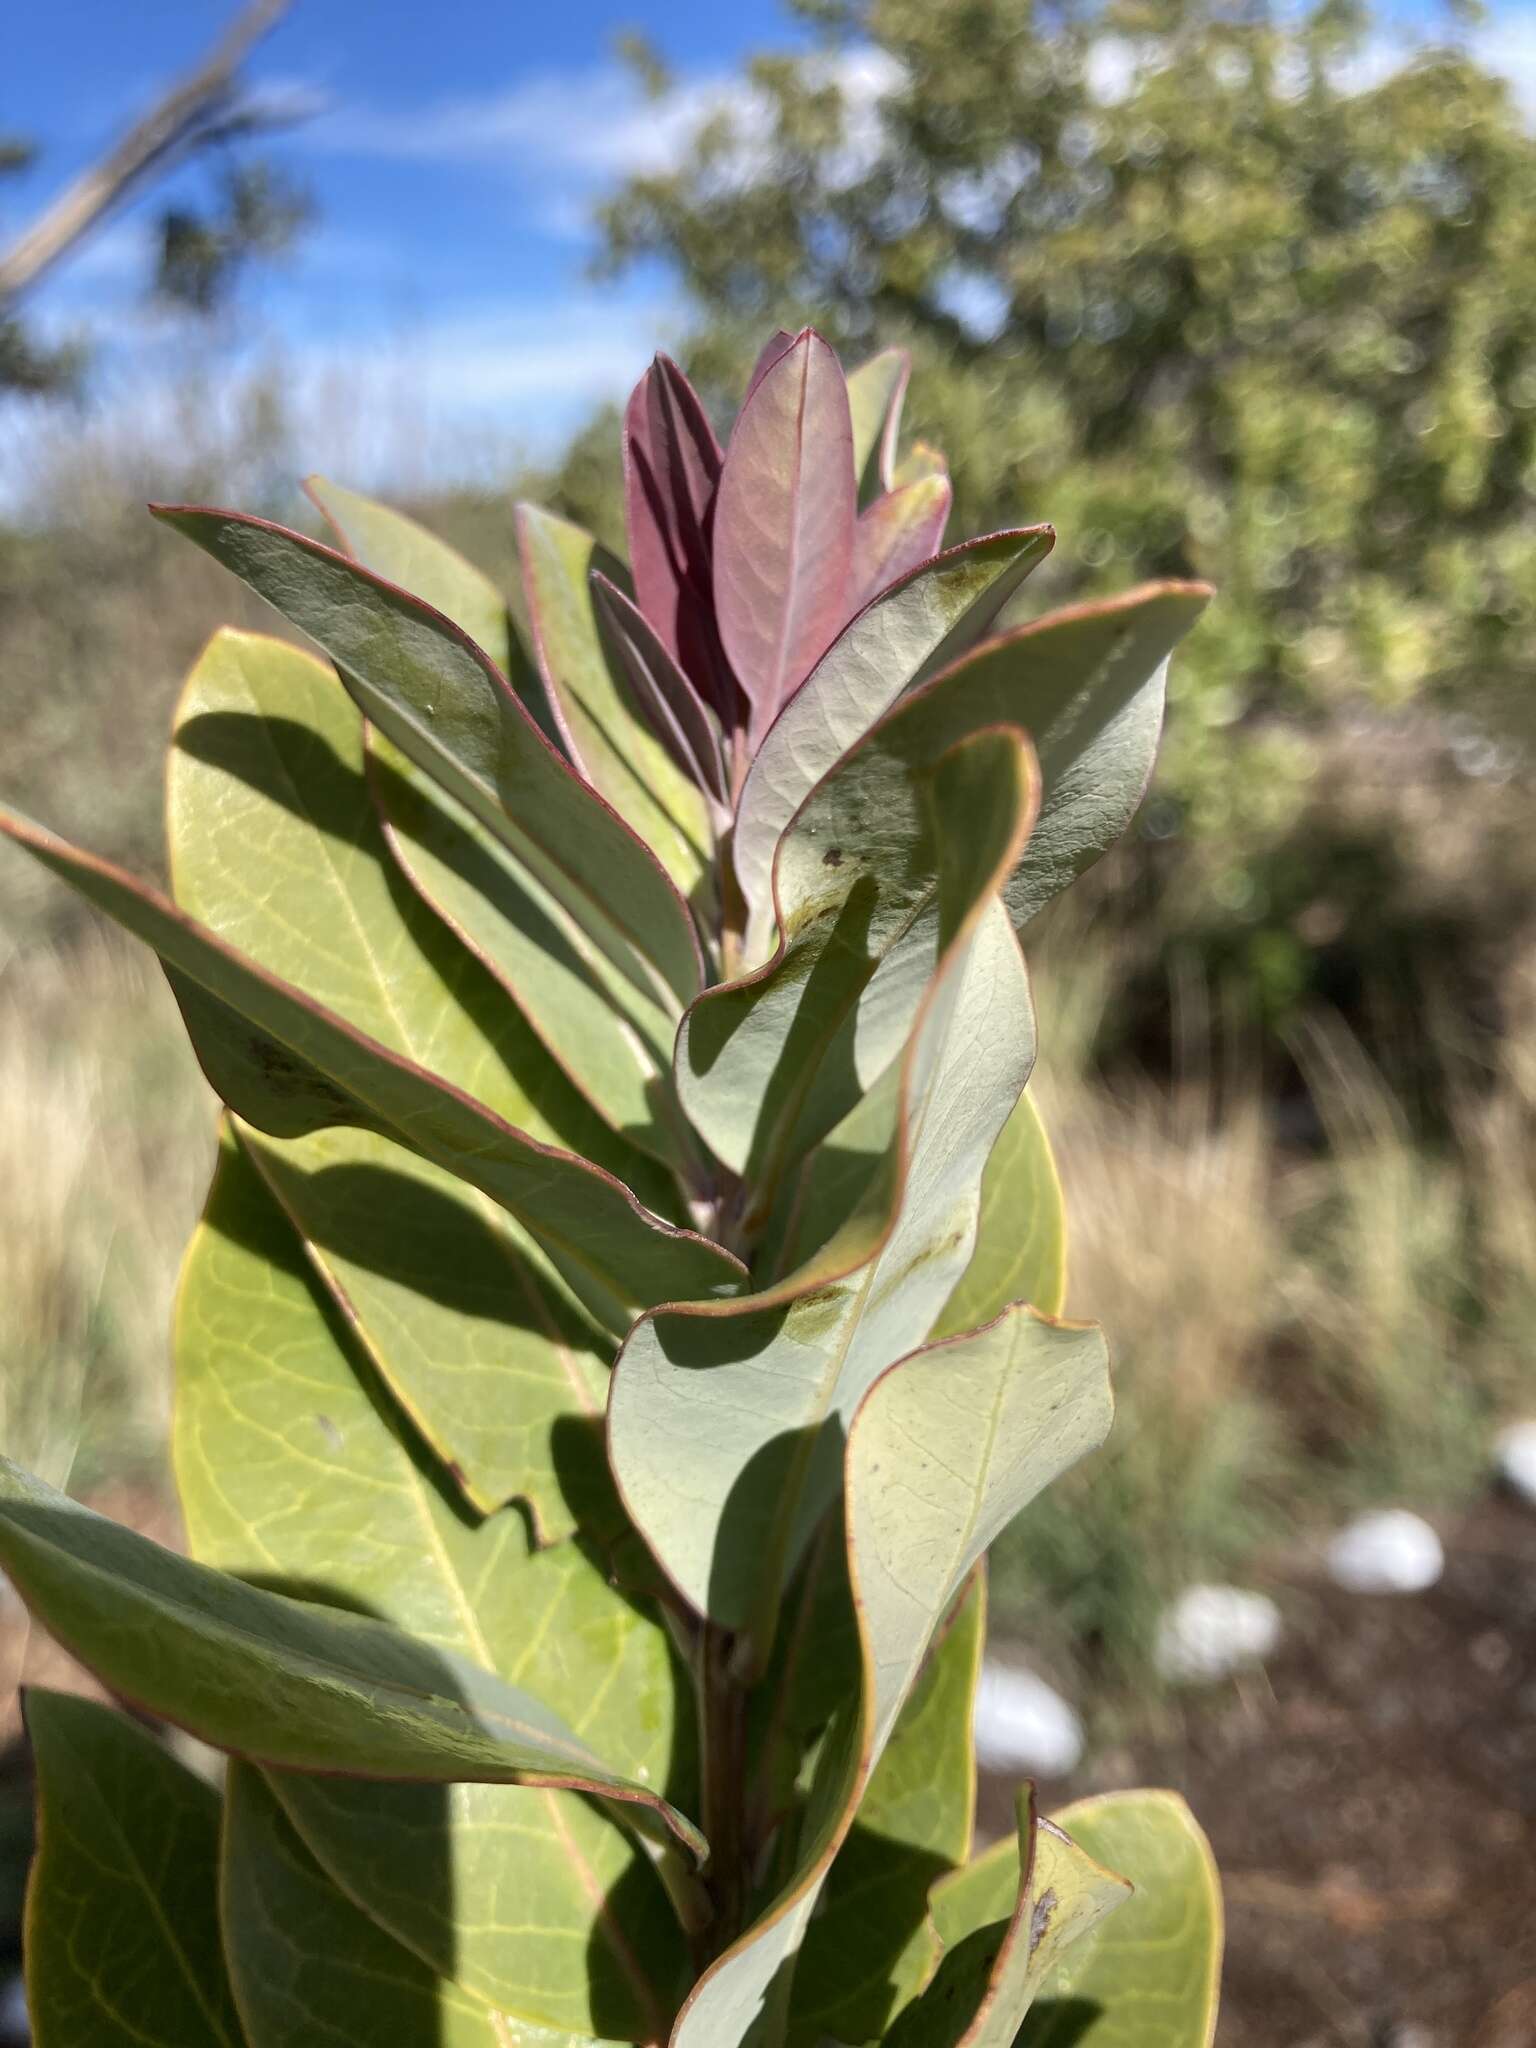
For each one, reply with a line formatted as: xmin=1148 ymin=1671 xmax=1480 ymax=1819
xmin=0 ymin=925 xmax=214 ymax=1493
xmin=992 ymin=911 xmax=1536 ymax=1704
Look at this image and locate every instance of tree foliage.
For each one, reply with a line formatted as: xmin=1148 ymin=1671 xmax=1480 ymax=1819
xmin=596 ymin=0 xmax=1536 ymax=846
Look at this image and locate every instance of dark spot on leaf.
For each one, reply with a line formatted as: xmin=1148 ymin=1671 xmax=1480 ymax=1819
xmin=823 ymin=847 xmax=844 ymax=868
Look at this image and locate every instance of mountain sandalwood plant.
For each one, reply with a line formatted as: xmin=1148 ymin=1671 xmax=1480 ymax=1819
xmin=0 ymin=330 xmax=1222 ymax=2046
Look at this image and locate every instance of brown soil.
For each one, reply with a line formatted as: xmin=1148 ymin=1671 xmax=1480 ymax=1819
xmin=983 ymin=1494 xmax=1536 ymax=2048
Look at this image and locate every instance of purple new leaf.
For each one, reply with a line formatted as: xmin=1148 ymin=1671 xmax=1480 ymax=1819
xmin=623 ymin=355 xmax=735 ymax=725
xmin=590 ymin=571 xmax=730 ymax=816
xmin=712 ymin=329 xmax=858 ymax=749
xmin=849 ymin=473 xmax=954 ymax=613
xmin=743 ymin=328 xmax=796 ymax=404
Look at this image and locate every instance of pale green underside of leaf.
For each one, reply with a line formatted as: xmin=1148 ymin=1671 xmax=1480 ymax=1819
xmin=717 ymin=587 xmax=1209 ymax=1195
xmin=517 ymin=502 xmax=713 ymax=905
xmin=932 ymin=1088 xmax=1066 ymax=1336
xmin=1022 ymin=1792 xmax=1223 ymax=2048
xmin=306 ymin=473 xmax=520 ymax=683
xmin=733 ymin=528 xmax=1056 ymax=962
xmin=614 ymin=731 xmax=1040 ymax=1638
xmin=890 ymin=1793 xmax=1131 ymax=2047
xmin=154 ymin=504 xmax=704 ymax=1008
xmin=708 ymin=588 xmax=1208 ymax=1180
xmin=667 ymin=1304 xmax=1113 ymax=2046
xmin=176 ymin=1130 xmax=692 ymax=2037
xmin=224 ymin=1762 xmax=621 ymax=2048
xmin=25 ymin=1690 xmax=242 ymax=2048
xmin=787 ymin=1576 xmax=984 ymax=2046
xmin=0 ymin=1458 xmax=704 ymax=1866
xmin=0 ymin=805 xmax=743 ymax=1326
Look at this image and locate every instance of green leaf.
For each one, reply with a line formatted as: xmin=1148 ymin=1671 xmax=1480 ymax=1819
xmin=888 ymin=1791 xmax=1131 ymax=2047
xmin=175 ymin=1129 xmax=695 ymax=2036
xmin=223 ymin=1762 xmax=607 ymax=2048
xmin=168 ymin=629 xmax=667 ymax=1185
xmin=932 ymin=1089 xmax=1066 ymax=1337
xmin=1022 ymin=1792 xmax=1223 ymax=2048
xmin=24 ymin=1690 xmax=242 ymax=2048
xmin=732 ymin=526 xmax=1056 ymax=959
xmin=613 ymin=728 xmax=1040 ymax=1638
xmin=0 ymin=804 xmax=743 ymax=1325
xmin=165 ymin=627 xmax=663 ymax=1515
xmin=234 ymin=1121 xmax=614 ymax=1531
xmin=787 ymin=1575 xmax=985 ymax=2046
xmin=666 ymin=1302 xmax=1113 ymax=2046
xmin=516 ymin=503 xmax=713 ymax=904
xmin=151 ymin=503 xmax=704 ymax=1007
xmin=0 ymin=1456 xmax=705 ymax=1864
xmin=685 ymin=685 xmax=1047 ymax=1192
xmin=846 ymin=345 xmax=910 ymax=501
xmin=717 ymin=586 xmax=1210 ymax=1169
xmin=305 ymin=473 xmax=522 ymax=687
xmin=370 ymin=736 xmax=685 ymax=1171
xmin=927 ymin=586 xmax=1213 ymax=936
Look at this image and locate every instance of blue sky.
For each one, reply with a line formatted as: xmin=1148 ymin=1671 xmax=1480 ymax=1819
xmin=5 ymin=0 xmax=1535 ymax=497
xmin=2 ymin=0 xmax=818 ymax=492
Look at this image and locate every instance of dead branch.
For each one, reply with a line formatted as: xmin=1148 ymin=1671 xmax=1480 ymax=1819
xmin=0 ymin=0 xmax=294 ymax=305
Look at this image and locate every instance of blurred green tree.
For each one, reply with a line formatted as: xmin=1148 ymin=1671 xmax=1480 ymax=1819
xmin=590 ymin=0 xmax=1536 ymax=876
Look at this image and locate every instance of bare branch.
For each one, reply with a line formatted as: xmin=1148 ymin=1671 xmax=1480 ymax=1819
xmin=0 ymin=0 xmax=294 ymax=305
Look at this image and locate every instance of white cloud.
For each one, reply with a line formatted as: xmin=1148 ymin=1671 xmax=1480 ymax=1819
xmin=309 ymin=47 xmax=904 ymax=229
xmin=0 ymin=292 xmax=679 ymax=513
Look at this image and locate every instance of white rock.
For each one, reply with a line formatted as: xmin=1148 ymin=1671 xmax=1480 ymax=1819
xmin=1494 ymin=1420 xmax=1536 ymax=1507
xmin=972 ymin=1661 xmax=1084 ymax=1777
xmin=0 ymin=1973 xmax=27 ymax=2043
xmin=1326 ymin=1510 xmax=1443 ymax=1595
xmin=1154 ymin=1584 xmax=1282 ymax=1684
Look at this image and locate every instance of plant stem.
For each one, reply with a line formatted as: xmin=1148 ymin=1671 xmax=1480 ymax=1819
xmin=698 ymin=1621 xmax=750 ymax=1958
